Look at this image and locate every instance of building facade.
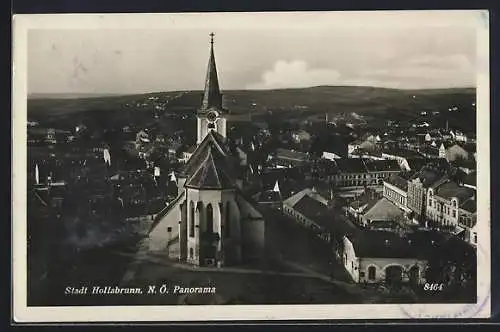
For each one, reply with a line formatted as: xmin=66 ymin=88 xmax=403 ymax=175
xmin=383 ymin=175 xmax=410 ymax=213
xmin=426 ymin=180 xmax=476 ymax=230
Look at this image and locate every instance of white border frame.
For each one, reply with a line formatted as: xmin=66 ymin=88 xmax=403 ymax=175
xmin=12 ymin=10 xmax=491 ymax=322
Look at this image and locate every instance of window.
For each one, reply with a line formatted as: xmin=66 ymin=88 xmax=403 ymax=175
xmin=189 ymin=201 xmax=195 ymax=238
xmin=473 ymin=232 xmax=477 ymax=243
xmin=189 ymin=248 xmax=194 ymax=259
xmin=368 ymin=266 xmax=376 ymax=280
xmin=452 ymin=210 xmax=456 ymax=218
xmin=206 ymin=204 xmax=213 ymax=234
xmin=452 ymin=200 xmax=457 ymax=208
xmin=360 ymin=272 xmax=365 ymax=278
xmin=225 ymin=202 xmax=231 ymax=237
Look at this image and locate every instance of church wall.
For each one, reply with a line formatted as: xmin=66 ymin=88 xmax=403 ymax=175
xmin=148 ymin=200 xmax=182 ymax=253
xmin=179 ymin=201 xmax=187 ymax=260
xmin=197 ymin=118 xmax=202 ymax=144
xmin=241 ymin=218 xmax=265 ymax=261
xmin=217 ymin=117 xmax=227 ymax=139
xmin=236 ymin=196 xmax=266 ymax=261
xmin=222 ymin=192 xmax=242 ymax=264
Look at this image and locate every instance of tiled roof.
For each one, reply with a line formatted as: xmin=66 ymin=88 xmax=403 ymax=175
xmin=464 ymin=171 xmax=477 ymax=187
xmin=350 ymin=230 xmax=420 ymax=259
xmin=179 ymin=131 xmax=230 ymax=178
xmin=293 ymin=195 xmax=328 ymax=220
xmin=149 ymin=191 xmax=185 ymax=232
xmin=411 ymin=167 xmax=447 ymax=188
xmin=363 ymin=198 xmax=404 ymax=221
xmin=256 ymin=190 xmax=281 ymax=203
xmin=382 ymin=148 xmax=423 ymax=159
xmin=335 ymin=159 xmax=367 ymax=173
xmin=435 ymin=181 xmax=475 ymax=201
xmin=385 ymin=174 xmax=409 ymax=191
xmin=185 ymin=145 xmax=236 ymax=190
xmin=365 ymin=159 xmax=400 ymax=172
xmin=275 ymin=148 xmax=309 ymax=161
xmin=405 ymin=157 xmax=429 ymax=171
xmin=460 ymin=198 xmax=477 ymax=213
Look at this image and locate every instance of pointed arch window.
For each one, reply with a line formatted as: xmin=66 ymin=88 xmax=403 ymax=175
xmin=206 ymin=204 xmax=214 ymax=234
xmin=189 ymin=201 xmax=195 ymax=238
xmin=225 ymin=202 xmax=231 ymax=237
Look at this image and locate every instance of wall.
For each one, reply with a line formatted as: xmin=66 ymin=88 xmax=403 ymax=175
xmin=426 ymin=188 xmax=459 ymax=226
xmin=383 ymin=181 xmax=409 ymax=212
xmin=322 ymin=151 xmax=342 ymax=160
xmin=407 ymin=179 xmax=425 ymax=217
xmin=342 ymin=236 xmax=359 ymax=282
xmin=148 ymin=199 xmax=183 ymax=253
xmin=358 ymin=257 xmax=427 ymax=284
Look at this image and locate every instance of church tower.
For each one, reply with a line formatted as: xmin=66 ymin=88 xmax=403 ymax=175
xmin=197 ymin=33 xmax=227 ymax=145
xmin=146 ymin=33 xmax=265 ymax=269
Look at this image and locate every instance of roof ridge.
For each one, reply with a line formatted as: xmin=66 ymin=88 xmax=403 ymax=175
xmin=206 ymin=147 xmax=222 ymax=188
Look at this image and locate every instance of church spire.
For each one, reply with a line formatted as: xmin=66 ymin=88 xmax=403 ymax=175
xmin=201 ymin=32 xmax=223 ymax=110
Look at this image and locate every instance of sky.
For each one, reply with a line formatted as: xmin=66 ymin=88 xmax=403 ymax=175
xmin=26 ymin=11 xmax=484 ymax=94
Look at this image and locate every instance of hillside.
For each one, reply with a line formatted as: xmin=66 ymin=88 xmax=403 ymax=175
xmin=27 ymin=86 xmax=476 ymax=132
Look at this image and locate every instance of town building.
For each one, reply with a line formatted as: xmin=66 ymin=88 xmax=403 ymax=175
xmin=426 ymin=180 xmax=476 ymax=231
xmin=341 ymin=231 xmax=428 ymax=285
xmin=270 ymin=148 xmax=309 ymax=168
xmin=328 ymin=159 xmax=400 ymax=189
xmin=361 ymin=197 xmax=406 ymax=227
xmin=143 ymin=35 xmax=266 ymax=267
xmin=407 ymin=166 xmax=447 ymax=221
xmin=383 ymin=174 xmax=411 ymax=213
xmin=381 ymin=148 xmax=424 ymax=170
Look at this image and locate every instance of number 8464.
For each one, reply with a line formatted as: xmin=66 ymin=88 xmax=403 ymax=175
xmin=423 ymin=283 xmax=445 ymax=291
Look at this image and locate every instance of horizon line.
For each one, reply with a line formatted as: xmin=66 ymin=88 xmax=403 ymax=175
xmin=28 ymin=84 xmax=477 ymax=98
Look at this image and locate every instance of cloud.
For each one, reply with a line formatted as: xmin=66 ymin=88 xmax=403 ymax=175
xmin=362 ymin=54 xmax=475 ymax=88
xmin=247 ymin=60 xmax=341 ymax=90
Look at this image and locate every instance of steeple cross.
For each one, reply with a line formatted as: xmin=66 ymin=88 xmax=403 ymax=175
xmin=209 ymin=32 xmax=215 ymax=45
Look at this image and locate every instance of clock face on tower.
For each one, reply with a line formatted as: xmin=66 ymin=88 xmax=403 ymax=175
xmin=207 ymin=110 xmax=218 ymax=123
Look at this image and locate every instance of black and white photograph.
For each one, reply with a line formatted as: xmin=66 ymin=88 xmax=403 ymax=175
xmin=12 ymin=10 xmax=490 ymax=321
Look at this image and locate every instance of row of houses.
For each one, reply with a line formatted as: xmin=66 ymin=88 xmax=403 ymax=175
xmin=281 ymin=188 xmax=428 ymax=286
xmin=380 ymin=166 xmax=477 ymax=247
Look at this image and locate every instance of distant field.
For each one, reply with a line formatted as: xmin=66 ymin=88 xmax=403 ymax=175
xmin=27 ymin=86 xmax=477 ymax=132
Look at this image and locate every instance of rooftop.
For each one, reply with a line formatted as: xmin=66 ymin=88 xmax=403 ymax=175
xmin=464 ymin=171 xmax=477 ymax=187
xmin=350 ymin=230 xmax=420 ymax=259
xmin=335 ymin=159 xmax=367 ymax=173
xmin=185 ymin=145 xmax=236 ymax=190
xmin=410 ymin=166 xmax=447 ymax=188
xmin=385 ymin=174 xmax=409 ymax=191
xmin=275 ymin=148 xmax=309 ymax=161
xmin=460 ymin=198 xmax=477 ymax=213
xmin=365 ymin=159 xmax=400 ymax=172
xmin=363 ymin=198 xmax=404 ymax=222
xmin=435 ymin=181 xmax=476 ymax=201
xmin=382 ymin=148 xmax=423 ymax=159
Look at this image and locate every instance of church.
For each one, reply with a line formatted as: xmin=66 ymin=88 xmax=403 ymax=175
xmin=145 ymin=34 xmax=266 ymax=267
